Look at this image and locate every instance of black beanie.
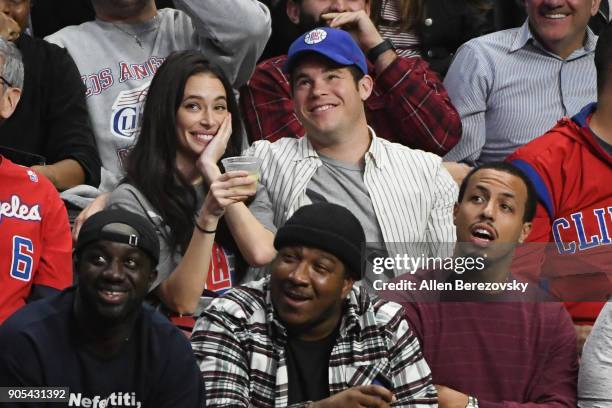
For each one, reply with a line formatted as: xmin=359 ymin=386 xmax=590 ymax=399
xmin=274 ymin=203 xmax=365 ymax=280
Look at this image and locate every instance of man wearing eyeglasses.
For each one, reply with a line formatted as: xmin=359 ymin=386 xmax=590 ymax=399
xmin=0 ymin=0 xmax=101 ymax=196
xmin=0 ymin=39 xmax=19 ymax=122
xmin=0 ymin=38 xmax=72 ymax=324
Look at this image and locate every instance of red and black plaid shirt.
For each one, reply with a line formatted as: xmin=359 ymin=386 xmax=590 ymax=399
xmin=240 ymin=55 xmax=461 ymax=156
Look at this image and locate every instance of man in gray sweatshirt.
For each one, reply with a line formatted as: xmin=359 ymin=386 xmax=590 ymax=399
xmin=45 ymin=0 xmax=271 ymax=211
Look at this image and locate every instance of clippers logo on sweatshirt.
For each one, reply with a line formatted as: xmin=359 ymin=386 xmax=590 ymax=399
xmin=552 ymin=207 xmax=612 ymax=254
xmin=110 ymin=82 xmax=150 ymax=139
xmin=80 ymin=57 xmax=166 ymax=140
xmin=205 ymin=243 xmax=233 ymax=294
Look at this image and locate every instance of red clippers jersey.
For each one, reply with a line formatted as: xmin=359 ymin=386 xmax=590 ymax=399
xmin=0 ymin=157 xmax=72 ymax=323
xmin=509 ymin=103 xmax=612 ymax=323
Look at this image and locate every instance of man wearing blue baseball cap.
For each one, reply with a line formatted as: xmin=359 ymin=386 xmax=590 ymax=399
xmin=240 ymin=0 xmax=461 ymax=158
xmin=244 ymin=27 xmax=457 ymax=279
xmin=283 ymin=26 xmax=369 ymax=74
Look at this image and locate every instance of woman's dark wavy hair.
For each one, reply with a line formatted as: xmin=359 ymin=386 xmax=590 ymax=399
xmin=372 ymin=0 xmax=492 ymax=33
xmin=372 ymin=0 xmax=425 ymax=33
xmin=125 ymin=50 xmax=243 ymax=255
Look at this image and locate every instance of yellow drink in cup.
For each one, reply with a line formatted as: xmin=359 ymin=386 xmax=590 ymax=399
xmin=228 ymin=172 xmax=259 ymax=195
xmin=221 ymin=156 xmax=262 ymax=195
xmin=238 ymin=172 xmax=260 ymax=195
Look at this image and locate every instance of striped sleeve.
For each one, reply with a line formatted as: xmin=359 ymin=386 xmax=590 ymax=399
xmin=426 ymin=162 xmax=458 ymax=257
xmin=443 ymin=42 xmax=492 ymax=165
xmin=191 ymin=305 xmax=252 ymax=406
xmin=380 ymin=302 xmax=438 ymax=406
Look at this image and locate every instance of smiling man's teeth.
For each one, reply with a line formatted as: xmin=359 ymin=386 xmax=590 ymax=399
xmin=545 ymin=14 xmax=567 ymax=19
xmin=313 ymin=104 xmax=334 ymax=112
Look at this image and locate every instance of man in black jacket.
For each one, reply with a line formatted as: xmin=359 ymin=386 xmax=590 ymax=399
xmin=0 ymin=209 xmax=204 ymax=407
xmin=0 ymin=0 xmax=100 ymax=192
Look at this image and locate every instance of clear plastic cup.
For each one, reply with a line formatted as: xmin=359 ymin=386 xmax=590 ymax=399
xmin=220 ymin=156 xmax=262 ymax=195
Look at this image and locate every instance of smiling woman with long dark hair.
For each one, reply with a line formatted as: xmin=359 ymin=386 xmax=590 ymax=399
xmin=107 ymin=51 xmax=275 ymax=328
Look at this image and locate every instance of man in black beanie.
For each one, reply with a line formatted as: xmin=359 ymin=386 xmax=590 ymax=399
xmin=192 ymin=202 xmax=436 ymax=408
xmin=0 ymin=209 xmax=203 ymax=407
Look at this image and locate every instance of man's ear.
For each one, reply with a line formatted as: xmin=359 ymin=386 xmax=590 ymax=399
xmin=358 ymin=75 xmax=374 ymax=101
xmin=0 ymin=87 xmax=21 ymax=120
xmin=518 ymin=222 xmax=532 ymax=244
xmin=286 ymin=0 xmax=301 ymax=25
xmin=149 ymin=268 xmax=158 ymax=286
xmin=341 ymin=275 xmax=354 ymax=299
xmin=591 ymin=0 xmax=602 ymax=16
xmin=364 ymin=0 xmax=372 ymax=16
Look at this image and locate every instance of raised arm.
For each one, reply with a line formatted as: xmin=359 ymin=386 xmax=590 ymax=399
xmin=197 ymin=119 xmax=276 ymax=268
xmin=110 ymin=117 xmax=271 ymax=314
xmin=159 ymin=172 xmax=258 ymax=314
xmin=365 ymin=55 xmax=462 ymax=155
xmin=174 ymin=0 xmax=271 ymax=88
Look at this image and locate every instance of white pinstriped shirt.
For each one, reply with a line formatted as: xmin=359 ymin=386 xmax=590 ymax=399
xmin=443 ymin=20 xmax=598 ymax=165
xmin=245 ymin=128 xmax=457 ymax=265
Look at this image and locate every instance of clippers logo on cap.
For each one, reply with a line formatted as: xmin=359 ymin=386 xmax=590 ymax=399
xmin=304 ymin=29 xmax=327 ymax=45
xmin=26 ymin=170 xmax=38 ymax=183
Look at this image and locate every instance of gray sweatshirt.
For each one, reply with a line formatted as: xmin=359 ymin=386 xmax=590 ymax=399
xmin=578 ymin=302 xmax=612 ymax=408
xmin=45 ymin=2 xmax=271 ymax=207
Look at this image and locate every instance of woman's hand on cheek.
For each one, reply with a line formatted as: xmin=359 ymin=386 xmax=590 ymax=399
xmin=196 ymin=113 xmax=232 ymax=185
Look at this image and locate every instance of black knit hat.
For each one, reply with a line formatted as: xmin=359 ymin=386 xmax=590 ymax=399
xmin=274 ymin=203 xmax=365 ymax=280
xmin=76 ymin=209 xmax=160 ymax=265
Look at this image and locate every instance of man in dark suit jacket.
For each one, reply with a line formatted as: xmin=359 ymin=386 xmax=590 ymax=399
xmin=589 ymin=0 xmax=610 ymax=34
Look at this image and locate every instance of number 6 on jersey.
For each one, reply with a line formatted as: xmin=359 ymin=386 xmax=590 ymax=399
xmin=10 ymin=236 xmax=34 ymax=281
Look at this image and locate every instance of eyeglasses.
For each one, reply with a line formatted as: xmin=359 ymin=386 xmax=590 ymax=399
xmin=0 ymin=75 xmax=13 ymax=88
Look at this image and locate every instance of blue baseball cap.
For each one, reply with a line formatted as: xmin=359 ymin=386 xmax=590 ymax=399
xmin=283 ymin=27 xmax=368 ymax=75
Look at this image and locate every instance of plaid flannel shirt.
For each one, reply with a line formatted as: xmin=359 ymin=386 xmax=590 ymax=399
xmin=191 ymin=277 xmax=437 ymax=407
xmin=239 ymin=55 xmax=461 ymax=156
